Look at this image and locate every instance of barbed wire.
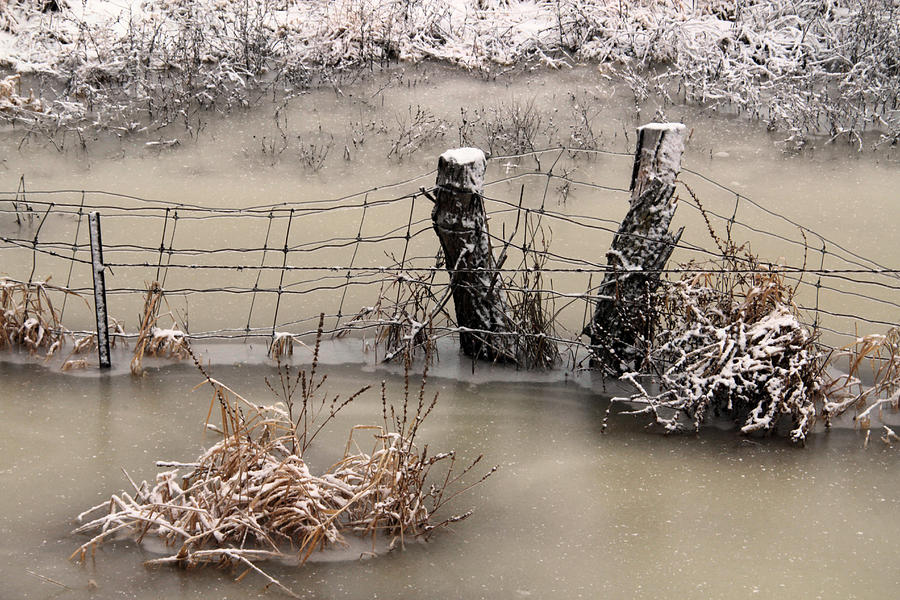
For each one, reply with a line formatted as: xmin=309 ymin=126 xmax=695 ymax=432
xmin=2 ymin=147 xmax=897 ymax=364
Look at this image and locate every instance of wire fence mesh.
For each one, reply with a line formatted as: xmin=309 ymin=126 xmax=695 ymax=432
xmin=1 ymin=147 xmax=897 ymax=370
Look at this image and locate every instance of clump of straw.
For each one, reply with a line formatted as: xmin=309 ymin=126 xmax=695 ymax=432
xmin=821 ymin=327 xmax=900 ymax=432
xmin=0 ymin=73 xmax=45 ymax=114
xmin=131 ymin=282 xmax=191 ymax=376
xmin=0 ymin=276 xmax=80 ymax=356
xmin=73 ymin=316 xmax=492 ymax=595
xmin=268 ymin=332 xmax=296 ymax=361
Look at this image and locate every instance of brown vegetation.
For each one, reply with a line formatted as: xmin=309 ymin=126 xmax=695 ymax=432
xmin=73 ymin=318 xmax=493 ymax=595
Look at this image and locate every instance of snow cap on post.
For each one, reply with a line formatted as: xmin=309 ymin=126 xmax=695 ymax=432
xmin=437 ymin=147 xmax=486 ymax=194
xmin=431 ymin=146 xmax=515 ymax=364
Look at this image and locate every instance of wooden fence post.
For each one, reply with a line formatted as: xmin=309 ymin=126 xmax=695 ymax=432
xmin=88 ymin=211 xmax=111 ymax=369
xmin=431 ymin=148 xmax=515 ymax=362
xmin=584 ymin=122 xmax=687 ymax=374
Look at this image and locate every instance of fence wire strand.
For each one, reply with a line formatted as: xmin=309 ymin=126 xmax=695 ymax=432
xmin=2 ymin=148 xmax=897 ymax=362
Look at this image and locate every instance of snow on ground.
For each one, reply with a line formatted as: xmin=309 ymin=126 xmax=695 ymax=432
xmin=1 ymin=1 xmax=898 ymax=145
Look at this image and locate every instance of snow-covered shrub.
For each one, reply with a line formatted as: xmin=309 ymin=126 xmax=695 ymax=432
xmin=562 ymin=0 xmax=900 ymax=147
xmin=614 ymin=244 xmax=822 ymax=444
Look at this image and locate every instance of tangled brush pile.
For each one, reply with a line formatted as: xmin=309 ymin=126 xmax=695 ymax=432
xmin=613 ymin=242 xmax=821 ymax=444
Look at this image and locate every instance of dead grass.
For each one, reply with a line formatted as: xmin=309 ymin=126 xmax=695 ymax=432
xmin=268 ymin=332 xmax=296 ymax=361
xmin=504 ymin=212 xmax=560 ymax=369
xmin=345 ymin=265 xmax=444 ymax=365
xmin=73 ymin=317 xmax=492 ymax=594
xmin=0 ymin=276 xmax=81 ymax=357
xmin=821 ymin=327 xmax=900 ymax=432
xmin=131 ymin=282 xmax=191 ymax=376
xmin=0 ymin=74 xmax=45 ymax=114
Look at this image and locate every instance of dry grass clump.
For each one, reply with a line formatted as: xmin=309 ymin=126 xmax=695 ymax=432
xmin=0 ymin=74 xmax=45 ymax=114
xmin=268 ymin=332 xmax=296 ymax=361
xmin=0 ymin=276 xmax=75 ymax=356
xmin=504 ymin=216 xmax=559 ymax=370
xmin=821 ymin=327 xmax=900 ymax=433
xmin=57 ymin=317 xmax=125 ymax=370
xmin=347 ymin=267 xmax=443 ymax=365
xmin=131 ymin=282 xmax=191 ymax=376
xmin=73 ymin=321 xmax=491 ymax=595
xmin=612 ymin=240 xmax=821 ymax=444
xmin=0 ymin=276 xmax=124 ymax=370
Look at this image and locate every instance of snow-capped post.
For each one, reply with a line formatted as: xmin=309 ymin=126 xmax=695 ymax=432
xmin=88 ymin=211 xmax=112 ymax=369
xmin=584 ymin=123 xmax=687 ymax=374
xmin=431 ymin=148 xmax=515 ymax=363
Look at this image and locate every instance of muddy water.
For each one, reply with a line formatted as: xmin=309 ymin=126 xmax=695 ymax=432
xmin=1 ymin=354 xmax=899 ymax=599
xmin=1 ymin=66 xmax=899 ymax=598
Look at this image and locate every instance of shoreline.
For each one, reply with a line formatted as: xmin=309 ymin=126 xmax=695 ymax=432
xmin=2 ymin=1 xmax=899 ymax=149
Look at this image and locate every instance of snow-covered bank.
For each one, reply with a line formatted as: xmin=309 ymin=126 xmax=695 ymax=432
xmin=1 ymin=1 xmax=899 ymax=146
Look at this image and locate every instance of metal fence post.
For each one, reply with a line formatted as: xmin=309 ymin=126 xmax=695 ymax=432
xmin=88 ymin=211 xmax=111 ymax=369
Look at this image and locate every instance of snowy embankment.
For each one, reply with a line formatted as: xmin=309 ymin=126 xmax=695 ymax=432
xmin=1 ymin=0 xmax=899 ymax=146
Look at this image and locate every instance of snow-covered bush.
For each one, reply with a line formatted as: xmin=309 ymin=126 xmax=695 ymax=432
xmin=613 ymin=242 xmax=822 ymax=444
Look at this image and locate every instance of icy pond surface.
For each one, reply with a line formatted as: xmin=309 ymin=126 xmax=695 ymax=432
xmin=2 ymin=352 xmax=899 ymax=599
xmin=1 ymin=65 xmax=899 ymax=598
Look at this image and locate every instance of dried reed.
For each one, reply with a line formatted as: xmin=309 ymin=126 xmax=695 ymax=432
xmin=73 ymin=317 xmax=492 ymax=595
xmin=130 ymin=282 xmax=191 ymax=376
xmin=268 ymin=332 xmax=295 ymax=361
xmin=821 ymin=327 xmax=900 ymax=430
xmin=0 ymin=277 xmax=81 ymax=356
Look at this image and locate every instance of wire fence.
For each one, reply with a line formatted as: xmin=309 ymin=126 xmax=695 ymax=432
xmin=1 ymin=147 xmax=897 ymax=369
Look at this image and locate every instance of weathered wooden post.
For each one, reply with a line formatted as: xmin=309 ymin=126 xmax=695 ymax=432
xmin=584 ymin=123 xmax=687 ymax=374
xmin=431 ymin=148 xmax=515 ymax=362
xmin=88 ymin=211 xmax=112 ymax=369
